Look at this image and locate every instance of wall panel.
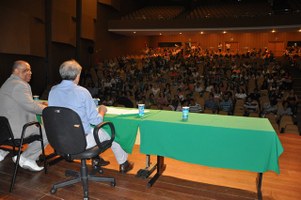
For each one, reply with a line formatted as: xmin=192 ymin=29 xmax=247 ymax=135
xmin=0 ymin=6 xmax=30 ymax=55
xmin=148 ymin=31 xmax=301 ymax=54
xmin=0 ymin=1 xmax=45 ymax=56
xmin=82 ymin=0 xmax=97 ymax=40
xmin=52 ymin=0 xmax=76 ymax=46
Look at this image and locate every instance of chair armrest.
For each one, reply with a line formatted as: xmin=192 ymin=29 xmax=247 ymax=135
xmin=93 ymin=121 xmax=116 ymax=149
xmin=23 ymin=121 xmax=41 ymax=130
xmin=21 ymin=121 xmax=42 ymax=137
xmin=19 ymin=121 xmax=43 ymax=143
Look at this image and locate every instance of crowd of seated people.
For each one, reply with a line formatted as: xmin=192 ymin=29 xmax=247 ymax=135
xmin=80 ymin=45 xmax=300 ymax=133
xmin=121 ymin=6 xmax=184 ymax=20
xmin=186 ymin=1 xmax=271 ymax=19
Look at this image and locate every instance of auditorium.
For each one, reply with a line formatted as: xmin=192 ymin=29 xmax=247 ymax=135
xmin=0 ymin=0 xmax=301 ymax=199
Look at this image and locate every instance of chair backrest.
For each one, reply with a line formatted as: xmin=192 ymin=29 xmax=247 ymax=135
xmin=0 ymin=116 xmax=14 ymax=144
xmin=42 ymin=107 xmax=87 ymax=156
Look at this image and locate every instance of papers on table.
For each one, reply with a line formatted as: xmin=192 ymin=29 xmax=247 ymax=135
xmin=107 ymin=107 xmax=149 ymax=115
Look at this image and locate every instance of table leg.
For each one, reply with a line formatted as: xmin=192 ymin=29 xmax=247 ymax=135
xmin=256 ymin=173 xmax=263 ymax=200
xmin=146 ymin=154 xmax=151 ymax=168
xmin=147 ymin=156 xmax=166 ymax=187
xmin=136 ymin=155 xmax=157 ymax=178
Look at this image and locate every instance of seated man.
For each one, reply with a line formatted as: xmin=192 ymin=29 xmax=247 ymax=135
xmin=0 ymin=60 xmax=48 ymax=171
xmin=243 ymin=96 xmax=259 ymax=116
xmin=204 ymin=92 xmax=218 ymax=113
xmin=219 ymin=93 xmax=233 ymax=115
xmin=48 ymin=60 xmax=133 ymax=174
xmin=189 ymin=98 xmax=203 ymax=113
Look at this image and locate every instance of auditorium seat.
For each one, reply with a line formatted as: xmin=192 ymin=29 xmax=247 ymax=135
xmin=121 ymin=6 xmax=184 ymax=20
xmin=284 ymin=124 xmax=300 ymax=135
xmin=279 ymin=115 xmax=295 ymax=133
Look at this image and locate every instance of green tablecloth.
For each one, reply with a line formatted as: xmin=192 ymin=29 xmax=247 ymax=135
xmin=39 ymin=104 xmax=283 ymax=173
xmin=139 ymin=111 xmax=283 ymax=174
xmin=104 ymin=109 xmax=160 ymax=153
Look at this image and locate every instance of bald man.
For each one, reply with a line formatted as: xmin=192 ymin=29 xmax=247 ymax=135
xmin=0 ymin=60 xmax=48 ymax=171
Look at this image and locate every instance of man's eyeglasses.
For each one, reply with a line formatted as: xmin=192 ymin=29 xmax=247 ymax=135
xmin=20 ymin=68 xmax=31 ymax=73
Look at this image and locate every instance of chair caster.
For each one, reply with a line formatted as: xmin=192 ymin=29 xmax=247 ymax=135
xmin=83 ymin=197 xmax=89 ymax=200
xmin=92 ymin=158 xmax=103 ymax=174
xmin=50 ymin=188 xmax=57 ymax=194
xmin=111 ymin=181 xmax=116 ymax=187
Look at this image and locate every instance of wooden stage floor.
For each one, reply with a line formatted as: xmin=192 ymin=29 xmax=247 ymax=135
xmin=0 ymin=133 xmax=300 ymax=200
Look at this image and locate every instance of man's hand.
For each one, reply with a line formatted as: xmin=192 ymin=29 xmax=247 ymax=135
xmin=98 ymin=105 xmax=107 ymax=117
xmin=41 ymin=102 xmax=48 ymax=107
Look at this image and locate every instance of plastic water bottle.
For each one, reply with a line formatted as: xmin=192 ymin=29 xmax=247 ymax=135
xmin=138 ymin=104 xmax=145 ymax=117
xmin=182 ymin=106 xmax=189 ymax=121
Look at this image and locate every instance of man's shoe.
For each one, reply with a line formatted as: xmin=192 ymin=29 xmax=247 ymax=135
xmin=22 ymin=160 xmax=44 ymax=172
xmin=99 ymin=157 xmax=110 ymax=166
xmin=12 ymin=155 xmax=43 ymax=172
xmin=119 ymin=161 xmax=134 ymax=174
xmin=12 ymin=155 xmax=24 ymax=167
xmin=92 ymin=156 xmax=110 ymax=167
xmin=0 ymin=149 xmax=9 ymax=162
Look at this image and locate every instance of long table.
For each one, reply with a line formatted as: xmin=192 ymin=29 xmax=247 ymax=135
xmin=106 ymin=109 xmax=283 ymax=200
xmin=104 ymin=110 xmax=161 ymax=153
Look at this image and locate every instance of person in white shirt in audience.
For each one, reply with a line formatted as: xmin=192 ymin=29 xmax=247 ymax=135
xmin=189 ymin=98 xmax=202 ymax=113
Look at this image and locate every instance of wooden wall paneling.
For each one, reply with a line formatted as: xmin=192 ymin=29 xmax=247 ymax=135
xmin=148 ymin=31 xmax=301 ymax=55
xmin=239 ymin=33 xmax=252 ymax=53
xmin=81 ymin=0 xmax=97 ymax=40
xmin=286 ymin=32 xmax=301 ymax=41
xmin=52 ymin=0 xmax=76 ymax=16
xmin=98 ymin=0 xmax=121 ymax=10
xmin=83 ymin=0 xmax=97 ymax=19
xmin=0 ymin=0 xmax=45 ymax=19
xmin=268 ymin=41 xmax=285 ymax=57
xmin=52 ymin=0 xmax=76 ymax=46
xmin=275 ymin=42 xmax=285 ymax=56
xmin=81 ymin=15 xmax=95 ymax=40
xmin=96 ymin=4 xmax=150 ymax=60
xmin=30 ymin=17 xmax=46 ymax=57
xmin=0 ymin=6 xmax=30 ymax=55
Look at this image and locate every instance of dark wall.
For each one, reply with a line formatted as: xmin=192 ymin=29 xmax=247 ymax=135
xmin=95 ymin=3 xmax=149 ymax=61
xmin=0 ymin=42 xmax=93 ymax=96
xmin=49 ymin=42 xmax=76 ymax=85
xmin=48 ymin=39 xmax=93 ymax=85
xmin=0 ymin=0 xmax=96 ymax=95
xmin=0 ymin=53 xmax=46 ymax=96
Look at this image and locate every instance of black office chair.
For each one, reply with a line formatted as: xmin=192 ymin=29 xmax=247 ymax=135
xmin=0 ymin=116 xmax=47 ymax=192
xmin=42 ymin=106 xmax=116 ymax=200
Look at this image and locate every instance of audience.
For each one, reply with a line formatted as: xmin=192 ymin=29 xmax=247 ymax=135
xmin=40 ymin=45 xmax=299 ymax=133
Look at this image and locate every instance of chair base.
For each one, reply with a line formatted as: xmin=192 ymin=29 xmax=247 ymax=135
xmin=50 ymin=160 xmax=115 ymax=199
